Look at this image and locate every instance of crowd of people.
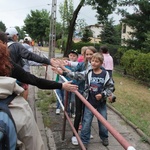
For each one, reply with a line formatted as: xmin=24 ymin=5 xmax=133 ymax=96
xmin=0 ymin=26 xmax=115 ymax=150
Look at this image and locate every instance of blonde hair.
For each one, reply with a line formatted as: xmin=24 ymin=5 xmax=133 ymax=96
xmin=81 ymin=46 xmax=88 ymax=55
xmin=92 ymin=52 xmax=104 ymax=64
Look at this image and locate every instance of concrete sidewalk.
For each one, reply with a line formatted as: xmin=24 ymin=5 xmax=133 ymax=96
xmin=28 ymin=65 xmax=150 ymax=150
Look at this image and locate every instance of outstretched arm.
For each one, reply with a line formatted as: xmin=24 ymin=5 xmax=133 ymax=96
xmin=11 ymin=61 xmax=78 ymax=92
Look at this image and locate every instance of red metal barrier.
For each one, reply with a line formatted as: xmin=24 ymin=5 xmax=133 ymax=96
xmin=74 ymin=90 xmax=136 ymax=150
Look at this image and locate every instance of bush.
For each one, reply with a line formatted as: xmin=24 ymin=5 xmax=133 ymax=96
xmin=121 ymin=50 xmax=150 ymax=82
xmin=134 ymin=53 xmax=150 ymax=82
xmin=121 ymin=50 xmax=140 ymax=76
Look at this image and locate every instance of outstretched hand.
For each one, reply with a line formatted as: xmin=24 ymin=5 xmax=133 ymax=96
xmin=62 ymin=81 xmax=78 ymax=92
xmin=51 ymin=67 xmax=63 ymax=75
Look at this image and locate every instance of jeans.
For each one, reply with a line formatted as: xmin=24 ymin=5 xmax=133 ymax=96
xmin=80 ymin=102 xmax=108 ymax=144
xmin=67 ymin=92 xmax=75 ymax=115
xmin=56 ymin=89 xmax=64 ymax=109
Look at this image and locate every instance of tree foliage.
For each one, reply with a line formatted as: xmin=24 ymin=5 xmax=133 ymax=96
xmin=63 ymin=0 xmax=117 ymax=56
xmin=23 ymin=9 xmax=50 ymax=42
xmin=0 ymin=21 xmax=6 ymax=32
xmin=81 ymin=28 xmax=92 ymax=42
xmin=86 ymin=0 xmax=117 ymax=23
xmin=118 ymin=0 xmax=150 ymax=52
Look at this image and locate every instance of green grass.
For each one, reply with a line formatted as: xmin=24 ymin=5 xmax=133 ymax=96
xmin=36 ymin=89 xmax=56 ymax=127
xmin=112 ymin=71 xmax=150 ymax=138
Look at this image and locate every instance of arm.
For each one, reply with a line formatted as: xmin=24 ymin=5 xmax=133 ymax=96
xmin=102 ymin=72 xmax=115 ymax=98
xmin=11 ymin=61 xmax=78 ymax=92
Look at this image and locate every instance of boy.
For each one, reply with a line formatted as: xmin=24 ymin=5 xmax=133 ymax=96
xmin=55 ymin=52 xmax=115 ymax=148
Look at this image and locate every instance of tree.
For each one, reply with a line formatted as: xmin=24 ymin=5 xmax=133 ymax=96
xmin=15 ymin=26 xmax=26 ymax=40
xmin=118 ymin=0 xmax=150 ymax=52
xmin=23 ymin=9 xmax=50 ymax=44
xmin=81 ymin=27 xmax=92 ymax=42
xmin=0 ymin=21 xmax=6 ymax=32
xmin=59 ymin=0 xmax=74 ymax=51
xmin=63 ymin=0 xmax=117 ymax=56
xmin=100 ymin=19 xmax=118 ymax=44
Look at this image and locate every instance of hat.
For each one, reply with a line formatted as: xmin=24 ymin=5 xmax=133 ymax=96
xmin=68 ymin=50 xmax=78 ymax=56
xmin=5 ymin=27 xmax=18 ymax=37
xmin=24 ymin=36 xmax=32 ymax=42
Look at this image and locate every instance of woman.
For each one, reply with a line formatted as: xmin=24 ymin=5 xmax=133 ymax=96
xmin=0 ymin=31 xmax=78 ymax=92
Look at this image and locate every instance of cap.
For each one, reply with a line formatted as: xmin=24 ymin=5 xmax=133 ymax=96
xmin=24 ymin=36 xmax=32 ymax=42
xmin=68 ymin=50 xmax=78 ymax=56
xmin=5 ymin=27 xmax=18 ymax=37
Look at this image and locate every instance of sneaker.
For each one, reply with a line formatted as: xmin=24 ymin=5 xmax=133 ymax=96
xmin=90 ymin=134 xmax=94 ymax=139
xmin=71 ymin=136 xmax=78 ymax=145
xmin=102 ymin=138 xmax=109 ymax=146
xmin=71 ymin=113 xmax=75 ymax=118
xmin=56 ymin=109 xmax=60 ymax=115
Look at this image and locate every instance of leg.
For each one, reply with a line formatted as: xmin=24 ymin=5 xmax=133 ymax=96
xmin=97 ymin=102 xmax=108 ymax=145
xmin=80 ymin=106 xmax=94 ymax=144
xmin=73 ymin=95 xmax=83 ymax=135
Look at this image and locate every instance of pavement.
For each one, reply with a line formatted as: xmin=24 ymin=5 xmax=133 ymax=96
xmin=27 ymin=66 xmax=150 ymax=150
xmin=27 ymin=49 xmax=150 ymax=150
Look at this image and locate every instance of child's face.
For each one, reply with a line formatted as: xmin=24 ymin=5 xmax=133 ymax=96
xmin=91 ymin=57 xmax=102 ymax=70
xmin=68 ymin=53 xmax=78 ymax=62
xmin=85 ymin=49 xmax=94 ymax=62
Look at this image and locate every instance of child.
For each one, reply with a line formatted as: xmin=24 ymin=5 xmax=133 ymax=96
xmin=66 ymin=50 xmax=78 ymax=117
xmin=77 ymin=46 xmax=87 ymax=62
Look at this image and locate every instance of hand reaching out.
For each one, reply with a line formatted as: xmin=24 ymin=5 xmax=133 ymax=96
xmin=62 ymin=81 xmax=78 ymax=92
xmin=51 ymin=67 xmax=63 ymax=75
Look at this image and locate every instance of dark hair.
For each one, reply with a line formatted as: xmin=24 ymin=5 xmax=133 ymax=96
xmin=0 ymin=31 xmax=8 ymax=44
xmin=100 ymin=45 xmax=108 ymax=53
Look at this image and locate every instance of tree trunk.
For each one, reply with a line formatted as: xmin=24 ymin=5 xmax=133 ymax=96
xmin=64 ymin=0 xmax=85 ymax=57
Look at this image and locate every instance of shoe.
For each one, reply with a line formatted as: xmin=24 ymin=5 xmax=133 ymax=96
xmin=72 ymin=113 xmax=75 ymax=118
xmin=102 ymin=138 xmax=109 ymax=146
xmin=71 ymin=136 xmax=78 ymax=145
xmin=56 ymin=109 xmax=60 ymax=115
xmin=90 ymin=134 xmax=94 ymax=139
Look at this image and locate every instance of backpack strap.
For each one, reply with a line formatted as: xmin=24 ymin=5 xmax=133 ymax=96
xmin=7 ymin=41 xmax=15 ymax=47
xmin=0 ymin=93 xmax=17 ymax=132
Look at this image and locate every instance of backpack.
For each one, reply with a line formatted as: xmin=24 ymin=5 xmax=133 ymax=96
xmin=0 ymin=93 xmax=17 ymax=150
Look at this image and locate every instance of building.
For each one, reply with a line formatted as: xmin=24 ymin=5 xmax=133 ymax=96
xmin=121 ymin=23 xmax=135 ymax=46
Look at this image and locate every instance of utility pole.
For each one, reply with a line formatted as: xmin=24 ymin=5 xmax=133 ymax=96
xmin=48 ymin=0 xmax=57 ymax=59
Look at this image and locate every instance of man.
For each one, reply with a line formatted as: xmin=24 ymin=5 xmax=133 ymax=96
xmin=5 ymin=27 xmax=56 ymax=67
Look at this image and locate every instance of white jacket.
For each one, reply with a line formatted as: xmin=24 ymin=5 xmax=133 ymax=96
xmin=0 ymin=77 xmax=45 ymax=150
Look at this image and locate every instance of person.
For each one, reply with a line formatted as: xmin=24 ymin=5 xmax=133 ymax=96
xmin=0 ymin=40 xmax=78 ymax=150
xmin=21 ymin=36 xmax=42 ymax=99
xmin=53 ymin=52 xmax=115 ymax=149
xmin=77 ymin=46 xmax=87 ymax=62
xmin=0 ymin=31 xmax=78 ymax=95
xmin=66 ymin=50 xmax=78 ymax=117
xmin=22 ymin=36 xmax=42 ymax=72
xmin=0 ymin=77 xmax=45 ymax=150
xmin=5 ymin=27 xmax=55 ymax=67
xmin=53 ymin=46 xmax=97 ymax=145
xmin=100 ymin=46 xmax=114 ymax=77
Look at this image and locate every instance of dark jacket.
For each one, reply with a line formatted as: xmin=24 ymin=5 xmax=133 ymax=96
xmin=8 ymin=40 xmax=50 ymax=67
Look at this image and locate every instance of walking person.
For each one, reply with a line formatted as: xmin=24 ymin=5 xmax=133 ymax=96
xmin=100 ymin=45 xmax=114 ymax=77
xmin=5 ymin=27 xmax=56 ymax=67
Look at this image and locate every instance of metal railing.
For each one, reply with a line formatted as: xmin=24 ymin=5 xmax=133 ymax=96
xmin=54 ymin=75 xmax=136 ymax=150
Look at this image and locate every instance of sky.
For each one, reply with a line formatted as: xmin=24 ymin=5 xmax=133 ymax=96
xmin=0 ymin=0 xmax=134 ymax=29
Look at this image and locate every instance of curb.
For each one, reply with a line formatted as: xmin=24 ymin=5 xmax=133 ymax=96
xmin=107 ymin=103 xmax=150 ymax=144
